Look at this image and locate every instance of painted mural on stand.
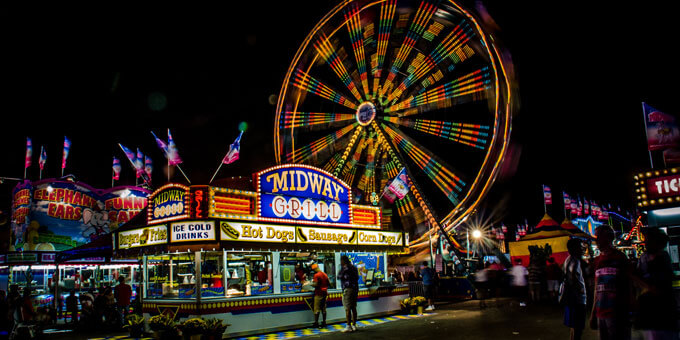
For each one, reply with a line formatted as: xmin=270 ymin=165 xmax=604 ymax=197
xmin=10 ymin=178 xmax=149 ymax=251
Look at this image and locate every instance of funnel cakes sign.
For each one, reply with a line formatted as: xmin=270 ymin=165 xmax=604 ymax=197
xmin=256 ymin=165 xmax=351 ymax=225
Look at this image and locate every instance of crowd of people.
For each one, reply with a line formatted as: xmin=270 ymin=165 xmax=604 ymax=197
xmin=0 ymin=276 xmax=137 ymax=337
xmin=472 ymin=224 xmax=678 ymax=340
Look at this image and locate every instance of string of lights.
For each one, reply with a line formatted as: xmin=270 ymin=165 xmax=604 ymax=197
xmin=291 ymin=68 xmax=358 ymax=109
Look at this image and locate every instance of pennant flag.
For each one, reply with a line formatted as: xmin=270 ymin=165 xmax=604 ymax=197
xmin=39 ymin=146 xmax=47 ymax=171
xmin=61 ymin=136 xmax=71 ymax=169
xmin=643 ymin=103 xmax=680 ymax=151
xmin=145 ymin=156 xmax=153 ymax=178
xmin=584 ymin=199 xmax=590 ymax=215
xmin=112 ymin=157 xmax=121 ymax=180
xmin=25 ymin=137 xmax=33 ymax=169
xmin=578 ymin=199 xmax=583 ymax=216
xmin=222 ymin=131 xmax=243 ymax=165
xmin=388 ymin=168 xmax=410 ymax=199
xmin=151 ymin=131 xmax=169 ymax=154
xmin=542 ymin=185 xmax=552 ymax=205
xmin=135 ymin=149 xmax=145 ymax=178
xmin=563 ymin=192 xmax=570 ymax=206
xmin=118 ymin=143 xmax=138 ymax=171
xmin=167 ymin=129 xmax=183 ymax=165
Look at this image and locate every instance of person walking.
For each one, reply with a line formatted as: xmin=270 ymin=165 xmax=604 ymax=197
xmin=475 ymin=263 xmax=490 ymax=309
xmin=589 ymin=225 xmax=634 ymax=340
xmin=421 ymin=261 xmax=437 ymax=311
xmin=546 ymin=257 xmax=562 ymax=303
xmin=65 ymin=290 xmax=78 ymax=324
xmin=509 ymin=259 xmax=528 ymax=307
xmin=310 ymin=263 xmax=329 ymax=329
xmin=635 ymin=227 xmax=678 ymax=340
xmin=339 ymin=255 xmax=359 ymax=332
xmin=562 ymin=239 xmax=587 ymax=340
xmin=114 ymin=276 xmax=132 ymax=322
xmin=528 ymin=256 xmax=545 ymax=303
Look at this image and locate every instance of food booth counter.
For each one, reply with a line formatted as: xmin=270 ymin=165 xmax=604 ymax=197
xmin=113 ymin=165 xmax=408 ymax=337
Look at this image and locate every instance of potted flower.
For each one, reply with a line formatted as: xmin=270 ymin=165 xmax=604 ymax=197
xmin=149 ymin=314 xmax=177 ymax=339
xmin=204 ymin=318 xmax=230 ymax=340
xmin=123 ymin=314 xmax=145 ymax=338
xmin=178 ymin=317 xmax=207 ymax=340
xmin=412 ymin=296 xmax=427 ymax=315
xmin=399 ymin=297 xmax=412 ymax=314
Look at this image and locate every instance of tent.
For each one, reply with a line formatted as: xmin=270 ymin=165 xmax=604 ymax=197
xmin=509 ymin=214 xmax=572 ymax=266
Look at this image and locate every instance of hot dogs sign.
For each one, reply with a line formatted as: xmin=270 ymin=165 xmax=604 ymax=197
xmin=256 ymin=165 xmax=351 ymax=225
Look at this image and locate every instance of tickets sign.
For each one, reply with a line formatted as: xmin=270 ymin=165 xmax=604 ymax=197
xmin=171 ymin=220 xmax=216 ymax=242
xmin=220 ymin=222 xmax=296 ymax=243
xmin=148 ymin=184 xmax=191 ymax=224
xmin=356 ymin=230 xmax=403 ymax=246
xmin=296 ymin=226 xmax=358 ymax=245
xmin=257 ymin=165 xmax=351 ymax=224
xmin=118 ymin=225 xmax=168 ymax=249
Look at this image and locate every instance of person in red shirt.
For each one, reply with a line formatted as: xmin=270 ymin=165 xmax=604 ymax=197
xmin=114 ymin=276 xmax=132 ymax=323
xmin=310 ymin=263 xmax=329 ymax=328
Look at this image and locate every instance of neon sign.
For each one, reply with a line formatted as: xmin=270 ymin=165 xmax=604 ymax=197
xmin=147 ymin=184 xmax=191 ymax=223
xmin=257 ymin=165 xmax=351 ymax=224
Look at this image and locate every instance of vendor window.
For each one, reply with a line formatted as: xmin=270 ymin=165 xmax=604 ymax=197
xmin=146 ymin=254 xmax=196 ymax=299
xmin=279 ymin=252 xmax=336 ymax=293
xmin=226 ymin=252 xmax=273 ymax=297
xmin=201 ymin=252 xmax=226 ymax=298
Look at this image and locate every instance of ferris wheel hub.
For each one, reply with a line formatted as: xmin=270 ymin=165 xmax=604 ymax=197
xmin=356 ymin=101 xmax=377 ymax=126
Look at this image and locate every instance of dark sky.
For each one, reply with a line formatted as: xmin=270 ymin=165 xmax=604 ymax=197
xmin=1 ymin=1 xmax=677 ymax=227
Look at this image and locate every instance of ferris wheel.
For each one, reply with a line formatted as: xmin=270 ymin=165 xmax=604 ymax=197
xmin=274 ymin=0 xmax=513 ymax=249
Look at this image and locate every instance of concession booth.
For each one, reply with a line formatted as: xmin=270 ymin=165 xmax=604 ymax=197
xmin=113 ymin=165 xmax=408 ymax=337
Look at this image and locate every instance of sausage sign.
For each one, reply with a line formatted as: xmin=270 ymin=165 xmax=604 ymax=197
xmin=257 ymin=165 xmax=351 ymax=224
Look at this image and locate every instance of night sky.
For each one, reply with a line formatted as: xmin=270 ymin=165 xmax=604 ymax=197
xmin=1 ymin=1 xmax=678 ymax=228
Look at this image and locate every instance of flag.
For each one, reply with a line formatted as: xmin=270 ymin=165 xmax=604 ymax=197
xmin=145 ymin=156 xmax=153 ymax=178
xmin=563 ymin=192 xmax=570 ymax=206
xmin=112 ymin=157 xmax=121 ymax=180
xmin=584 ymin=199 xmax=590 ymax=215
xmin=151 ymin=131 xmax=169 ymax=154
xmin=61 ymin=136 xmax=71 ymax=169
xmin=578 ymin=199 xmax=583 ymax=215
xmin=135 ymin=149 xmax=145 ymax=178
xmin=388 ymin=168 xmax=410 ymax=199
xmin=39 ymin=146 xmax=47 ymax=171
xmin=643 ymin=103 xmax=680 ymax=151
xmin=167 ymin=129 xmax=183 ymax=165
xmin=570 ymin=199 xmax=578 ymax=214
xmin=222 ymin=131 xmax=243 ymax=165
xmin=382 ymin=179 xmax=398 ymax=203
xmin=118 ymin=143 xmax=138 ymax=176
xmin=543 ymin=185 xmax=552 ymax=205
xmin=25 ymin=138 xmax=33 ymax=169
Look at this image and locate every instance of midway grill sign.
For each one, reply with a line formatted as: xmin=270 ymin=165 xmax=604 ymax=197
xmin=148 ymin=184 xmax=191 ymax=224
xmin=257 ymin=165 xmax=352 ymax=225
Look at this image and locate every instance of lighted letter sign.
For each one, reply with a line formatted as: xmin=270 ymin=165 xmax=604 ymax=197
xmin=356 ymin=230 xmax=403 ymax=246
xmin=296 ymin=226 xmax=358 ymax=245
xmin=220 ymin=222 xmax=296 ymax=243
xmin=257 ymin=165 xmax=351 ymax=224
xmin=147 ymin=184 xmax=191 ymax=224
xmin=170 ymin=220 xmax=216 ymax=242
xmin=118 ymin=225 xmax=168 ymax=249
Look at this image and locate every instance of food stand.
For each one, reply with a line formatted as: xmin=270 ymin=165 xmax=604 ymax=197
xmin=113 ymin=165 xmax=408 ymax=337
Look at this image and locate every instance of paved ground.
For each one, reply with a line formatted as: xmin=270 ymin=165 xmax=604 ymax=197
xmin=27 ymin=298 xmax=652 ymax=340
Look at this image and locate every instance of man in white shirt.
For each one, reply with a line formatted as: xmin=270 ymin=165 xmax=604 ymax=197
xmin=510 ymin=259 xmax=528 ymax=306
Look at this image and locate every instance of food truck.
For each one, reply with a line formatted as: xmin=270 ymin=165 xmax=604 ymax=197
xmin=112 ymin=165 xmax=408 ymax=337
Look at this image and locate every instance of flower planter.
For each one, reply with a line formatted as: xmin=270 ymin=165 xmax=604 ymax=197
xmin=417 ymin=306 xmax=424 ymax=315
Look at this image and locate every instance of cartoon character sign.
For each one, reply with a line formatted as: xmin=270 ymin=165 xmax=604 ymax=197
xmin=10 ymin=179 xmax=149 ymax=251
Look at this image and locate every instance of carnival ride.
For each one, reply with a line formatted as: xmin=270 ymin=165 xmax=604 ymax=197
xmin=274 ymin=0 xmax=513 ymax=251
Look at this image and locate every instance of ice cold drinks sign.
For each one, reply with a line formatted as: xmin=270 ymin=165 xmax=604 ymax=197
xmin=258 ymin=165 xmax=351 ymax=224
xmin=171 ymin=221 xmax=216 ymax=242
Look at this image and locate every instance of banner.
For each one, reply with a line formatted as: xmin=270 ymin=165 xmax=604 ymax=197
xmin=25 ymin=138 xmax=32 ymax=169
xmin=543 ymin=185 xmax=552 ymax=205
xmin=644 ymin=103 xmax=680 ymax=151
xmin=62 ymin=136 xmax=71 ymax=169
xmin=10 ymin=179 xmax=149 ymax=251
xmin=387 ymin=168 xmax=410 ymax=200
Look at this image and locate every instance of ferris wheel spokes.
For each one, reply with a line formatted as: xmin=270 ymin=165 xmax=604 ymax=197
xmin=291 ymin=68 xmax=359 ymax=110
xmin=344 ymin=2 xmax=371 ymax=100
xmin=384 ymin=117 xmax=490 ymax=150
xmin=286 ymin=123 xmax=358 ymax=163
